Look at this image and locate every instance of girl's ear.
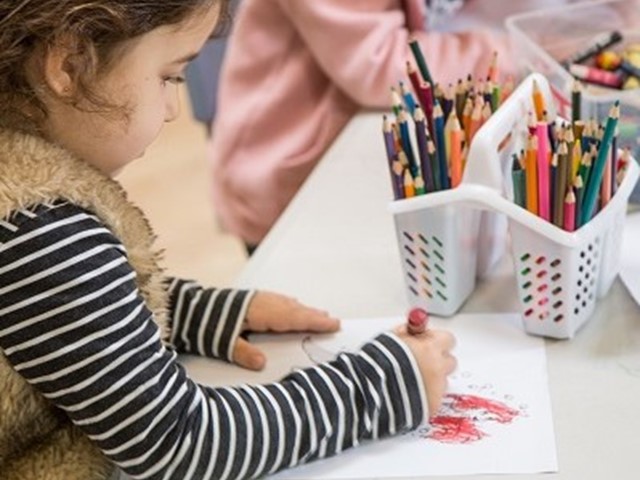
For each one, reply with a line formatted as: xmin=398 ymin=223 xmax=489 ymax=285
xmin=42 ymin=36 xmax=79 ymax=98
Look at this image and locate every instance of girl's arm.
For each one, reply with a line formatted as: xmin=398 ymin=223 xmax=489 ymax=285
xmin=277 ymin=0 xmax=512 ymax=106
xmin=0 ymin=204 xmax=426 ymax=479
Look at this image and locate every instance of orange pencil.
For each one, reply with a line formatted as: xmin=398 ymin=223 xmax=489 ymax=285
xmin=450 ymin=116 xmax=463 ymax=187
xmin=444 ymin=109 xmax=457 ymax=160
xmin=525 ymin=135 xmax=539 ymax=215
xmin=403 ymin=169 xmax=415 ymax=198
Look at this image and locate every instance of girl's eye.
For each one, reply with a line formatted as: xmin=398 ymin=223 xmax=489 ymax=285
xmin=163 ymin=75 xmax=186 ymax=85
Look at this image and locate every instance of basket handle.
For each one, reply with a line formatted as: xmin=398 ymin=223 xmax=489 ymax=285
xmin=462 ymin=73 xmax=556 ymax=193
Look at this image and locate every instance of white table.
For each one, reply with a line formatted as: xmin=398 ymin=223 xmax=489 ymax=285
xmin=194 ymin=112 xmax=640 ymax=479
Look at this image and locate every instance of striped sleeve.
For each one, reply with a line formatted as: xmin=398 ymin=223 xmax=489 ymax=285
xmin=164 ymin=278 xmax=254 ymax=362
xmin=0 ymin=203 xmax=426 ymax=480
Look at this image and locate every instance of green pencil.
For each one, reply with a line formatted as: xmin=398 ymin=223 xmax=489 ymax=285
xmin=408 ymin=37 xmax=434 ymax=90
xmin=581 ymin=102 xmax=620 ymax=224
xmin=512 ymin=165 xmax=526 ymax=208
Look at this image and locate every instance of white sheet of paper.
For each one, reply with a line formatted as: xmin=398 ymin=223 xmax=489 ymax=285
xmin=182 ymin=314 xmax=557 ymax=478
xmin=621 ymin=213 xmax=640 ymax=305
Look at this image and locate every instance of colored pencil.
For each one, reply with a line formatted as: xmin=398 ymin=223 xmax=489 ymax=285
xmin=382 ymin=115 xmax=401 ymax=199
xmin=406 ymin=61 xmax=423 ymax=107
xmin=611 ymin=126 xmax=619 ymax=196
xmin=573 ymin=175 xmax=583 ymax=228
xmin=427 ymin=139 xmax=440 ymax=191
xmin=390 ymin=87 xmax=403 ymax=116
xmin=512 ymin=161 xmax=527 ymax=208
xmin=581 ymin=102 xmax=620 ymax=224
xmin=564 ymin=190 xmax=576 ymax=232
xmin=450 ymin=116 xmax=463 ymax=187
xmin=391 ymin=160 xmax=404 ymax=200
xmin=433 ymin=101 xmax=450 ymax=189
xmin=398 ymin=108 xmax=419 ymax=177
xmin=413 ymin=106 xmax=435 ymax=192
xmin=571 ymin=80 xmax=582 ymax=124
xmin=555 ymin=143 xmax=569 ymax=227
xmin=467 ymin=97 xmax=483 ymax=145
xmin=403 ymin=168 xmax=416 ymax=198
xmin=414 ymin=175 xmax=426 ymax=195
xmin=536 ymin=121 xmax=551 ymax=222
xmin=400 ymin=81 xmax=417 ymax=115
xmin=525 ymin=135 xmax=539 ymax=215
xmin=532 ymin=80 xmax=545 ymax=121
xmin=408 ymin=36 xmax=434 ymax=89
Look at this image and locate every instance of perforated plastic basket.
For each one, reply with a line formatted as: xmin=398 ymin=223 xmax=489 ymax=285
xmin=392 ymin=204 xmax=483 ymax=316
xmin=389 ymin=73 xmax=639 ymax=338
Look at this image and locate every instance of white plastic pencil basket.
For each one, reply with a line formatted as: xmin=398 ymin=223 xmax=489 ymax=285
xmin=389 ymin=73 xmax=639 ymax=338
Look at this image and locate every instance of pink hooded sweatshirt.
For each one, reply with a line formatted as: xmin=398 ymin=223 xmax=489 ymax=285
xmin=209 ymin=0 xmax=514 ymax=245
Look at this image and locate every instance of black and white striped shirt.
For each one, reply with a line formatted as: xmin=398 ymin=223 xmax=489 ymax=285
xmin=0 ymin=202 xmax=425 ymax=479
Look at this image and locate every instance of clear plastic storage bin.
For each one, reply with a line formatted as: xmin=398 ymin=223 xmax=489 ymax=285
xmin=506 ymin=0 xmax=640 ymax=199
xmin=390 ymin=73 xmax=640 ymax=339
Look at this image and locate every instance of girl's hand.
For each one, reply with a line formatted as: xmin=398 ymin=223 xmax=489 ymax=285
xmin=232 ymin=291 xmax=340 ymax=370
xmin=393 ymin=324 xmax=457 ymax=416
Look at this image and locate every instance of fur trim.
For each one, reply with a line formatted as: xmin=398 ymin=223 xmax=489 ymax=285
xmin=0 ymin=129 xmax=170 ymax=479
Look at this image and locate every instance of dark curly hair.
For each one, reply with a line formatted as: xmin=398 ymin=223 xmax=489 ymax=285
xmin=0 ymin=0 xmax=230 ymax=134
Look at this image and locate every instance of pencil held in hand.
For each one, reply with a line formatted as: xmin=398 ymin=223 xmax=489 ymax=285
xmin=407 ymin=307 xmax=429 ymax=335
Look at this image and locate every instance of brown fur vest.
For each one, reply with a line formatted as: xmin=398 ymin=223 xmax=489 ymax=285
xmin=0 ymin=129 xmax=169 ymax=479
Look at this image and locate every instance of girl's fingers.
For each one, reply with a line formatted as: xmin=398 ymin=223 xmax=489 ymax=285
xmin=232 ymin=338 xmax=267 ymax=371
xmin=290 ymin=310 xmax=340 ymax=333
xmin=246 ymin=292 xmax=340 ymax=333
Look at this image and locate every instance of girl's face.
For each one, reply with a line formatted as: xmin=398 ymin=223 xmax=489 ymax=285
xmin=43 ymin=5 xmax=220 ymax=175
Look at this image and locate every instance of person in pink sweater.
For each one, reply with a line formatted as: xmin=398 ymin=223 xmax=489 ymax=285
xmin=209 ymin=0 xmax=519 ymax=250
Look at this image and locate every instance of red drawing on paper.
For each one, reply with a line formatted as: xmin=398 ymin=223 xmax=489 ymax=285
xmin=412 ymin=370 xmax=528 ymax=445
xmin=424 ymin=393 xmax=521 ymax=444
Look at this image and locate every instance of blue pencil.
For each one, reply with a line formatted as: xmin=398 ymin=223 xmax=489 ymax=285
xmin=398 ymin=108 xmax=419 ymax=178
xmin=414 ymin=107 xmax=435 ymax=192
xmin=433 ymin=101 xmax=450 ymax=190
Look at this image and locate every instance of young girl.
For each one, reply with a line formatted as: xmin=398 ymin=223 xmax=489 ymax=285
xmin=0 ymin=1 xmax=456 ymax=479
